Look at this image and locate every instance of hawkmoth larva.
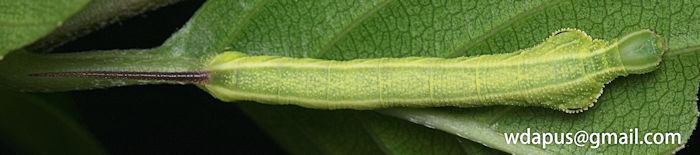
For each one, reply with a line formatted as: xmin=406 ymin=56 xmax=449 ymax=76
xmin=31 ymin=29 xmax=664 ymax=113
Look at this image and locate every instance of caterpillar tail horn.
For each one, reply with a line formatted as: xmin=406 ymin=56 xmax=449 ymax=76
xmin=28 ymin=71 xmax=211 ymax=84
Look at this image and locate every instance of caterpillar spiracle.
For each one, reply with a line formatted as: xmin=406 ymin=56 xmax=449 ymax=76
xmin=31 ymin=29 xmax=665 ymax=113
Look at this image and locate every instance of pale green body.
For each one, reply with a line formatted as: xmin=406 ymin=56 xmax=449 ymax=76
xmin=202 ymin=29 xmax=664 ymax=113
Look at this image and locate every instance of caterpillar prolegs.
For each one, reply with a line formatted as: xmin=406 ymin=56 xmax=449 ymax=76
xmin=32 ymin=29 xmax=665 ymax=113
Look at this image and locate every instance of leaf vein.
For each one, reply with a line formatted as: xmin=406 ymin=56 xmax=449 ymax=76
xmin=446 ymin=0 xmax=566 ymax=58
xmin=313 ymin=0 xmax=396 ymax=59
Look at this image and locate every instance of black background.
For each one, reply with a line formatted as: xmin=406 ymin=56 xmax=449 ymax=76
xmin=4 ymin=0 xmax=699 ymax=154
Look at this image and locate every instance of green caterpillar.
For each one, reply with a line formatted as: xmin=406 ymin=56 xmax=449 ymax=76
xmin=31 ymin=29 xmax=664 ymax=113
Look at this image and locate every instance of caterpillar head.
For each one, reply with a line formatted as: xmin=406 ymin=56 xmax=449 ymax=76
xmin=617 ymin=30 xmax=665 ymax=74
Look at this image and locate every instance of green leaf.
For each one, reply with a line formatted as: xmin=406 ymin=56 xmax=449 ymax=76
xmin=27 ymin=0 xmax=183 ymax=52
xmin=1 ymin=0 xmax=699 ymax=154
xmin=0 ymin=0 xmax=197 ymax=91
xmin=0 ymin=89 xmax=106 ymax=155
xmin=0 ymin=0 xmax=90 ymax=59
